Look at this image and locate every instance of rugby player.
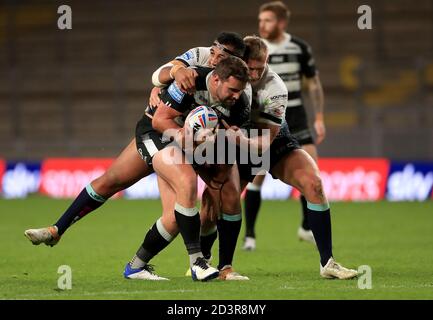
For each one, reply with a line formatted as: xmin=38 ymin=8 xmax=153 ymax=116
xmin=24 ymin=32 xmax=246 ymax=249
xmin=149 ymin=32 xmax=252 ymax=280
xmin=24 ymin=55 xmax=249 ymax=281
xmin=125 ymin=53 xmax=251 ymax=281
xmin=243 ymin=1 xmax=326 ymax=250
xmin=219 ymin=36 xmax=357 ymax=279
xmin=159 ymin=35 xmax=357 ymax=280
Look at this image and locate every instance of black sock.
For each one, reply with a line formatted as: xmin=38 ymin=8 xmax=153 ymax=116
xmin=54 ymin=184 xmax=106 ymax=235
xmin=306 ymin=202 xmax=333 ymax=266
xmin=200 ymin=227 xmax=218 ymax=260
xmin=300 ymin=195 xmax=310 ymax=230
xmin=244 ymin=185 xmax=261 ymax=238
xmin=174 ymin=203 xmax=201 ymax=255
xmin=217 ymin=213 xmax=242 ymax=270
xmin=134 ymin=219 xmax=175 ymax=265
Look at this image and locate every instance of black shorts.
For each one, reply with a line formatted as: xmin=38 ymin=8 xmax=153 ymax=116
xmin=135 ymin=115 xmax=171 ymax=166
xmin=285 ymin=106 xmax=315 ymax=145
xmin=237 ymin=131 xmax=300 ymax=183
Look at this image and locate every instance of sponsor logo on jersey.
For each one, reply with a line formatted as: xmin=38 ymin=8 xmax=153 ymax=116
xmin=177 ymin=50 xmax=194 ymax=62
xmin=270 ymin=94 xmax=288 ymax=101
xmin=167 ymin=82 xmax=185 ymax=104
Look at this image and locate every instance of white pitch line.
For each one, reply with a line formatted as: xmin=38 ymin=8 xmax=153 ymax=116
xmin=4 ymin=288 xmax=199 ymax=299
xmin=278 ymin=283 xmax=433 ymax=291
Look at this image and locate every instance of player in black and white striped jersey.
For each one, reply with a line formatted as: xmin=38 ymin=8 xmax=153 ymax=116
xmin=243 ymin=1 xmax=326 ymax=250
xmin=224 ymin=36 xmax=357 ymax=279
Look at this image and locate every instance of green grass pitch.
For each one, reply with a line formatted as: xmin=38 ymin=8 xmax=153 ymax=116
xmin=1 ymin=197 xmax=432 ymax=300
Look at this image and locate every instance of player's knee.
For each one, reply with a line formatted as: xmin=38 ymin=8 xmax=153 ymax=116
xmin=177 ymin=171 xmax=197 ymax=199
xmin=300 ymin=173 xmax=325 ymax=200
xmin=91 ymin=173 xmax=121 ymax=197
xmin=200 ymin=189 xmax=220 ymax=223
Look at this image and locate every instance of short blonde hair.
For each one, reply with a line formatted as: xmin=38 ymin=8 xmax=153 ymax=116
xmin=244 ymin=35 xmax=268 ymax=61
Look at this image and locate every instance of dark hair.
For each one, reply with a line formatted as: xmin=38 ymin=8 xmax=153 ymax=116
xmin=244 ymin=35 xmax=268 ymax=61
xmin=215 ymin=31 xmax=246 ymax=58
xmin=214 ymin=56 xmax=249 ymax=83
xmin=259 ymin=1 xmax=290 ymax=21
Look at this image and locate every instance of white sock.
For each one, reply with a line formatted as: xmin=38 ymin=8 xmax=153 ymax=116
xmin=189 ymin=252 xmax=204 ymax=268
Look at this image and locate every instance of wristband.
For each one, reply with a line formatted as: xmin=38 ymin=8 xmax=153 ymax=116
xmin=170 ymin=64 xmax=186 ymax=79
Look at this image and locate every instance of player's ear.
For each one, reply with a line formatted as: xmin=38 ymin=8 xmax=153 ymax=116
xmin=211 ymin=72 xmax=220 ymax=86
xmin=279 ymin=19 xmax=287 ymax=31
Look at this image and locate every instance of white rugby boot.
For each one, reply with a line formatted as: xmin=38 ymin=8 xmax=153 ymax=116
xmin=190 ymin=257 xmax=219 ymax=281
xmin=242 ymin=236 xmax=256 ymax=251
xmin=24 ymin=226 xmax=61 ymax=247
xmin=320 ymin=258 xmax=358 ymax=280
xmin=185 ymin=255 xmax=212 ymax=276
xmin=297 ymin=227 xmax=316 ymax=245
xmin=123 ymin=263 xmax=169 ymax=281
xmin=218 ymin=266 xmax=249 ymax=281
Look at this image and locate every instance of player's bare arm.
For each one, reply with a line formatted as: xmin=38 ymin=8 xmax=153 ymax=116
xmin=153 ymin=60 xmax=198 ymax=93
xmin=152 ymin=100 xmax=183 ymax=132
xmin=153 ymin=60 xmax=186 ymax=86
xmin=306 ymin=74 xmax=326 ymax=144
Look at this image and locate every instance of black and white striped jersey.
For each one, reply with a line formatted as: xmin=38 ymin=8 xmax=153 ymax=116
xmin=263 ymin=33 xmax=317 ymax=108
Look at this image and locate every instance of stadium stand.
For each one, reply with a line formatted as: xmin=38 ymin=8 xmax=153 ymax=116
xmin=0 ymin=0 xmax=432 ymax=160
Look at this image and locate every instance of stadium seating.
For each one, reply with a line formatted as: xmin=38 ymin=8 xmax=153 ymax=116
xmin=0 ymin=0 xmax=432 ymax=160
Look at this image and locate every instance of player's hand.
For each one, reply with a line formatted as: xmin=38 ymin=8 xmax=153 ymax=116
xmin=149 ymin=87 xmax=161 ymax=108
xmin=195 ymin=128 xmax=217 ymax=147
xmin=314 ymin=118 xmax=326 ymax=145
xmin=221 ymin=119 xmax=243 ymax=145
xmin=175 ymin=68 xmax=198 ymax=94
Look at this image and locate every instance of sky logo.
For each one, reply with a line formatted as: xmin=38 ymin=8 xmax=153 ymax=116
xmin=386 ymin=163 xmax=433 ymax=201
xmin=2 ymin=162 xmax=41 ymax=198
